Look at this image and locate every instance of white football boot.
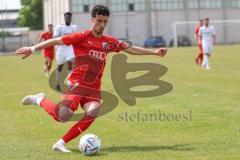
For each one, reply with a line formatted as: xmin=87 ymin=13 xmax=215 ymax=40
xmin=21 ymin=92 xmax=45 ymax=105
xmin=52 ymin=139 xmax=71 ymax=153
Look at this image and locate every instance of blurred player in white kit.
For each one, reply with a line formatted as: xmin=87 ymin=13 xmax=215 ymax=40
xmin=199 ymin=18 xmax=216 ymax=70
xmin=54 ymin=12 xmax=77 ymax=90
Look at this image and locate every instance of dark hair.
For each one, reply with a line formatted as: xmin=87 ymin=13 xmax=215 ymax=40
xmin=48 ymin=24 xmax=53 ymax=27
xmin=64 ymin=12 xmax=72 ymax=17
xmin=205 ymin=17 xmax=209 ymax=21
xmin=91 ymin=5 xmax=110 ymax=18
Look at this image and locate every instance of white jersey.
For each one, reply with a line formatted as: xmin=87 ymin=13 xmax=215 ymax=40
xmin=199 ymin=25 xmax=216 ymax=54
xmin=199 ymin=25 xmax=216 ymax=43
xmin=53 ymin=24 xmax=77 ymax=64
xmin=53 ymin=24 xmax=77 ymax=53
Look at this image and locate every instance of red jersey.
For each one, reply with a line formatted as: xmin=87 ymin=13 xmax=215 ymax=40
xmin=40 ymin=32 xmax=54 ymax=51
xmin=194 ymin=25 xmax=201 ymax=42
xmin=62 ymin=30 xmax=121 ymax=89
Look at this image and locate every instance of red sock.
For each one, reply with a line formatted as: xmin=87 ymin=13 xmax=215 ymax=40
xmin=40 ymin=98 xmax=60 ymax=122
xmin=47 ymin=62 xmax=52 ymax=72
xmin=199 ymin=53 xmax=203 ymax=64
xmin=62 ymin=115 xmax=95 ymax=143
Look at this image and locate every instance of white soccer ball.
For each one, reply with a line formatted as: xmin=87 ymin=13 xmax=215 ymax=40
xmin=79 ymin=133 xmax=101 ymax=156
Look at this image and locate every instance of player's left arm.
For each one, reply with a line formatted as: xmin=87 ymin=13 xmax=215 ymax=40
xmin=124 ymin=46 xmax=167 ymax=57
xmin=53 ymin=25 xmax=61 ymax=38
xmin=212 ymin=34 xmax=216 ymax=45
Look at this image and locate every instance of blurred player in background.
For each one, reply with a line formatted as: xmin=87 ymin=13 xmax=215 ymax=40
xmin=54 ymin=12 xmax=77 ymax=91
xmin=194 ymin=19 xmax=203 ymax=65
xmin=16 ymin=5 xmax=167 ymax=153
xmin=39 ymin=24 xmax=54 ymax=76
xmin=199 ymin=18 xmax=216 ymax=70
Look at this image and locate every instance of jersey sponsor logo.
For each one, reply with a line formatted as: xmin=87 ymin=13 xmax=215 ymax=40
xmin=89 ymin=50 xmax=107 ymax=60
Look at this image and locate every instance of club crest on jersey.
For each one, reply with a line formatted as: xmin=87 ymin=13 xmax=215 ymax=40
xmin=102 ymin=42 xmax=108 ymax=49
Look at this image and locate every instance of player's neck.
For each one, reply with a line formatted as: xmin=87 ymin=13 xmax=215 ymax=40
xmin=65 ymin=22 xmax=71 ymax=26
xmin=91 ymin=29 xmax=103 ymax=38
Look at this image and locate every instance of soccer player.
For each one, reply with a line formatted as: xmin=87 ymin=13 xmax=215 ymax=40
xmin=194 ymin=19 xmax=203 ymax=65
xmin=16 ymin=5 xmax=167 ymax=153
xmin=54 ymin=12 xmax=77 ymax=91
xmin=39 ymin=24 xmax=54 ymax=76
xmin=199 ymin=18 xmax=216 ymax=70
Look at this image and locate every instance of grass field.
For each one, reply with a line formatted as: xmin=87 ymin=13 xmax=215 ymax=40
xmin=0 ymin=45 xmax=240 ymax=160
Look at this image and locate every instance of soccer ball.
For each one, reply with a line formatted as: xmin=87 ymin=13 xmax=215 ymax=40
xmin=79 ymin=134 xmax=101 ymax=156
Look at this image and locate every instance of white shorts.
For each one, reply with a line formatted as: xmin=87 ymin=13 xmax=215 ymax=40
xmin=56 ymin=51 xmax=74 ymax=65
xmin=202 ymin=41 xmax=213 ymax=55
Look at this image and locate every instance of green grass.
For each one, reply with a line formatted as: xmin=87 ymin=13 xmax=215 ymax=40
xmin=0 ymin=45 xmax=240 ymax=160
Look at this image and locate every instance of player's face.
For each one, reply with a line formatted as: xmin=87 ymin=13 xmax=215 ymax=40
xmin=48 ymin=25 xmax=53 ymax=32
xmin=204 ymin=19 xmax=209 ymax=26
xmin=200 ymin=20 xmax=203 ymax=26
xmin=91 ymin=15 xmax=109 ymax=35
xmin=64 ymin=15 xmax=72 ymax=24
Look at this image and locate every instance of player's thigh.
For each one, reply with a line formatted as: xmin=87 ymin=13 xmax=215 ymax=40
xmin=44 ymin=51 xmax=53 ymax=61
xmin=56 ymin=52 xmax=66 ymax=65
xmin=65 ymin=52 xmax=75 ymax=62
xmin=198 ymin=43 xmax=203 ymax=53
xmin=202 ymin=43 xmax=210 ymax=54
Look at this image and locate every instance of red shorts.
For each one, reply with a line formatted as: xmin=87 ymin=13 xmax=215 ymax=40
xmin=59 ymin=83 xmax=101 ymax=112
xmin=43 ymin=49 xmax=54 ymax=60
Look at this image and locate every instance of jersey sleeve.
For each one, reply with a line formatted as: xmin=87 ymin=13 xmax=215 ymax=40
xmin=105 ymin=36 xmax=123 ymax=53
xmin=53 ymin=25 xmax=61 ymax=38
xmin=40 ymin=32 xmax=45 ymax=39
xmin=61 ymin=32 xmax=85 ymax=46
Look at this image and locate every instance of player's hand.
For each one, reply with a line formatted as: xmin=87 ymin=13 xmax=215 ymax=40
xmin=15 ymin=47 xmax=32 ymax=59
xmin=155 ymin=48 xmax=167 ymax=57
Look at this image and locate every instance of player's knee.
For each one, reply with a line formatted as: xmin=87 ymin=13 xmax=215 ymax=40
xmin=84 ymin=101 xmax=100 ymax=118
xmin=86 ymin=109 xmax=99 ymax=118
xmin=58 ymin=106 xmax=73 ymax=123
xmin=57 ymin=65 xmax=63 ymax=72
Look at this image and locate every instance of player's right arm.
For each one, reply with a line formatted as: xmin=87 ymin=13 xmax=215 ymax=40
xmin=15 ymin=37 xmax=64 ymax=59
xmin=53 ymin=25 xmax=61 ymax=38
xmin=38 ymin=37 xmax=43 ymax=43
xmin=38 ymin=33 xmax=44 ymax=43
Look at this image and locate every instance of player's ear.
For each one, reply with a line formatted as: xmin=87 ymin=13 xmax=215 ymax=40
xmin=91 ymin=18 xmax=94 ymax=24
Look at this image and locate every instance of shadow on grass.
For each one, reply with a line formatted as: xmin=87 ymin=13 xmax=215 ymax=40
xmin=70 ymin=144 xmax=194 ymax=155
xmin=101 ymin=144 xmax=195 ymax=153
xmin=70 ymin=149 xmax=108 ymax=157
